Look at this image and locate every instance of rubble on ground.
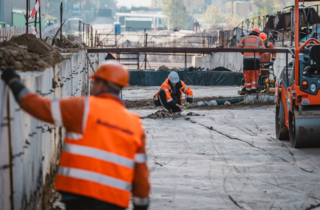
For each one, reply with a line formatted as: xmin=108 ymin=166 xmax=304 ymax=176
xmin=186 ymin=112 xmax=200 ymax=116
xmin=158 ymin=65 xmax=169 ymax=71
xmin=52 ymin=35 xmax=84 ymax=53
xmin=224 ymin=101 xmax=231 ymax=106
xmin=142 ymin=110 xmax=182 ymax=119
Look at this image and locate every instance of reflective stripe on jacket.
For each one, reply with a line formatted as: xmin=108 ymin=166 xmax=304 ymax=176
xmin=153 ymin=78 xmax=193 ymax=104
xmin=237 ymin=35 xmax=265 ymax=59
xmin=54 ymin=96 xmax=146 ymax=208
xmin=261 ymin=41 xmax=276 ymax=67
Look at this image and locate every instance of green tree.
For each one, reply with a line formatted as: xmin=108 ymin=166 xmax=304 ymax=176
xmin=162 ymin=0 xmax=189 ymax=30
xmin=183 ymin=0 xmax=205 ymax=13
xmin=203 ymin=5 xmax=224 ymax=24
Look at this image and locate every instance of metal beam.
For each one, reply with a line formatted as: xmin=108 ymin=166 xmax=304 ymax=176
xmin=87 ymin=47 xmax=294 ymax=54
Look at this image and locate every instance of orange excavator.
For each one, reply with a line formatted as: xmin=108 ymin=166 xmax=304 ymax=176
xmin=275 ymin=0 xmax=320 ymax=148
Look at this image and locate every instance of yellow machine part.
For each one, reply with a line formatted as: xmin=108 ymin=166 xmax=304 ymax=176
xmin=265 ymin=78 xmax=275 ymax=91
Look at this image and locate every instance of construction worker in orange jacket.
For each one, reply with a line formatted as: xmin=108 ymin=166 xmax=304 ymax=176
xmin=259 ymin=32 xmax=277 ymax=76
xmin=153 ymin=71 xmax=193 ymax=113
xmin=237 ymin=28 xmax=265 ymax=94
xmin=1 ymin=61 xmax=150 ymax=210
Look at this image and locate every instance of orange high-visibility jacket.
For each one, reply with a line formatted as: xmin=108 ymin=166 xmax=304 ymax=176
xmin=261 ymin=41 xmax=276 ymax=67
xmin=17 ymin=92 xmax=150 ymax=208
xmin=153 ymin=78 xmax=193 ymax=104
xmin=237 ymin=35 xmax=265 ymax=59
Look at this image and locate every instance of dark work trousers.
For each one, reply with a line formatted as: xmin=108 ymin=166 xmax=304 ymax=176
xmin=63 ymin=198 xmax=125 ymax=210
xmin=158 ymin=89 xmax=181 ymax=113
xmin=61 ymin=192 xmax=125 ymax=210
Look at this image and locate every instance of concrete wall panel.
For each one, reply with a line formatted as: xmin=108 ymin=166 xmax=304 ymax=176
xmin=0 ymin=50 xmax=89 ymax=210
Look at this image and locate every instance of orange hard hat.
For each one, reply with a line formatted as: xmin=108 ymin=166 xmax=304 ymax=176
xmin=260 ymin=32 xmax=267 ymax=41
xmin=89 ymin=60 xmax=129 ymax=87
xmin=252 ymin=28 xmax=260 ymax=34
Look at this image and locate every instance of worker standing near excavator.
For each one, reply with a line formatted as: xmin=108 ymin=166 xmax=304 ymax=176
xmin=237 ymin=28 xmax=265 ymax=94
xmin=259 ymin=32 xmax=277 ymax=77
xmin=153 ymin=71 xmax=193 ymax=114
xmin=1 ymin=61 xmax=150 ymax=210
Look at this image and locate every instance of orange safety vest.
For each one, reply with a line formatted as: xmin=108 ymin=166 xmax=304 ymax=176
xmin=238 ymin=35 xmax=265 ymax=59
xmin=55 ymin=96 xmax=144 ymax=208
xmin=261 ymin=41 xmax=276 ymax=67
xmin=153 ymin=78 xmax=193 ymax=104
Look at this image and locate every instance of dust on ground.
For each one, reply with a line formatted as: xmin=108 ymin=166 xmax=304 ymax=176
xmin=0 ymin=34 xmax=65 ymax=71
xmin=142 ymin=110 xmax=182 ymax=119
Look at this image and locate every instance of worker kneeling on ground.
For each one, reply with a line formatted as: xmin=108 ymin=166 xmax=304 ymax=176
xmin=1 ymin=61 xmax=150 ymax=210
xmin=259 ymin=32 xmax=277 ymax=77
xmin=153 ymin=71 xmax=193 ymax=113
xmin=238 ymin=28 xmax=265 ymax=94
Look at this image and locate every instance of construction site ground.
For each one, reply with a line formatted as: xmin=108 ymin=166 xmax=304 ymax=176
xmin=124 ymin=85 xmax=320 ymax=210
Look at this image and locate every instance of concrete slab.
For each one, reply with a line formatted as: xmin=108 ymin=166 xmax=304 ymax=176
xmin=123 ymin=86 xmax=240 ymax=100
xmin=127 ymin=106 xmax=320 ymax=210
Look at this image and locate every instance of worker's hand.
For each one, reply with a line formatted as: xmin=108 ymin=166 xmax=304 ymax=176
xmin=184 ymin=102 xmax=190 ymax=106
xmin=176 ymin=104 xmax=184 ymax=110
xmin=270 ymin=61 xmax=274 ymax=66
xmin=1 ymin=67 xmax=20 ymax=84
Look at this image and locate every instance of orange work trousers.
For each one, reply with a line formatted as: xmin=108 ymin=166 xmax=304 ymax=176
xmin=244 ymin=70 xmax=259 ymax=92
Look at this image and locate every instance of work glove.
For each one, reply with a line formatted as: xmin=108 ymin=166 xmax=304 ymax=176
xmin=1 ymin=67 xmax=20 ymax=84
xmin=270 ymin=61 xmax=274 ymax=66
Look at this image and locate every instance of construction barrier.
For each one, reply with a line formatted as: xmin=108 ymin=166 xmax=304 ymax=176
xmin=129 ymin=70 xmax=244 ymax=86
xmin=0 ymin=50 xmax=102 ymax=210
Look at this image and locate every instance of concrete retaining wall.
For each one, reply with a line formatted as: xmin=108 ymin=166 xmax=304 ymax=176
xmin=0 ymin=51 xmax=104 ymax=210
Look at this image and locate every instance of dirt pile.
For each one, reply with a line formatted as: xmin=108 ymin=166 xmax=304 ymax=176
xmin=52 ymin=35 xmax=84 ymax=53
xmin=142 ymin=110 xmax=182 ymax=119
xmin=0 ymin=42 xmax=50 ymax=71
xmin=10 ymin=34 xmax=53 ymax=54
xmin=0 ymin=34 xmax=65 ymax=71
xmin=158 ymin=65 xmax=169 ymax=71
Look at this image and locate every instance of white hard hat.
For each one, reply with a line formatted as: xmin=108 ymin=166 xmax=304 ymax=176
xmin=168 ymin=71 xmax=179 ymax=83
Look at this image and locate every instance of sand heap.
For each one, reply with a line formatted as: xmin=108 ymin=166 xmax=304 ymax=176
xmin=0 ymin=34 xmax=65 ymax=71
